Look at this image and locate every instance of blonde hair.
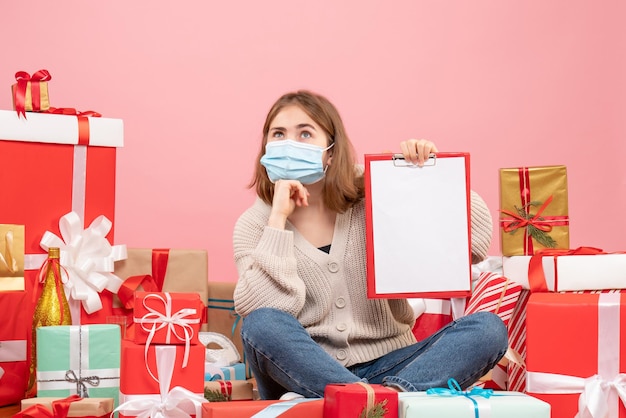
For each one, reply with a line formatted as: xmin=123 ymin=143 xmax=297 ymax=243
xmin=249 ymin=90 xmax=364 ymax=213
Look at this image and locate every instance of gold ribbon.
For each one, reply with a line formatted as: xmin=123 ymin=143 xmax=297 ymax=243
xmin=356 ymin=382 xmax=375 ymax=414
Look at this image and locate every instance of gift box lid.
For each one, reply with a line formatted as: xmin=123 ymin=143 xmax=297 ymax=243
xmin=0 ymin=109 xmax=123 ymax=147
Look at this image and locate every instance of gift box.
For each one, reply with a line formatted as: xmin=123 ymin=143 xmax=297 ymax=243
xmin=0 ymin=109 xmax=124 ymax=325
xmin=36 ymin=325 xmax=121 ymax=406
xmin=503 ymin=248 xmax=626 ymax=292
xmin=324 ymin=383 xmax=398 ymax=418
xmin=205 ymin=362 xmax=247 ymax=381
xmin=11 ymin=69 xmax=51 ymax=116
xmin=465 ymin=271 xmax=522 ymax=327
xmin=206 ymin=281 xmax=244 ymax=360
xmin=119 ymin=339 xmax=205 ymax=395
xmin=0 ymin=291 xmax=29 ymax=406
xmin=201 ymin=399 xmax=323 ymax=418
xmin=398 ymin=389 xmax=550 ymax=417
xmin=117 ymin=340 xmax=206 ymax=418
xmin=411 ymin=299 xmax=453 ymax=341
xmin=133 ymin=291 xmax=204 ymax=346
xmin=526 ymin=291 xmax=626 ymax=418
xmin=19 ymin=396 xmax=113 ymax=417
xmin=505 ymin=289 xmax=530 ymax=392
xmin=499 ymin=165 xmax=569 ymax=256
xmin=0 ymin=224 xmax=25 ymax=291
xmin=114 ymin=248 xmax=209 ymax=334
xmin=204 ymin=380 xmax=254 ymax=401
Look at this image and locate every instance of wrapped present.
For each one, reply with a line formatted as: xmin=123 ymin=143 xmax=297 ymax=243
xmin=205 ymin=362 xmax=246 ymax=381
xmin=117 ymin=341 xmax=206 ymax=418
xmin=526 ymin=291 xmax=626 ymax=418
xmin=499 ymin=165 xmax=569 ymax=256
xmin=398 ymin=381 xmax=550 ymax=417
xmin=206 ymin=281 xmax=243 ymax=359
xmin=204 ymin=380 xmax=254 ymax=401
xmin=133 ymin=291 xmax=203 ymax=346
xmin=0 ymin=224 xmax=25 ymax=291
xmin=324 ymin=383 xmax=398 ymax=418
xmin=0 ymin=108 xmax=124 ymax=324
xmin=506 ymin=289 xmax=530 ymax=392
xmin=114 ymin=248 xmax=209 ymax=334
xmin=411 ymin=299 xmax=453 ymax=341
xmin=11 ymin=70 xmax=51 ymax=117
xmin=119 ymin=339 xmax=204 ymax=396
xmin=0 ymin=291 xmax=29 ymax=406
xmin=36 ymin=325 xmax=121 ymax=406
xmin=465 ymin=271 xmax=522 ymax=327
xmin=201 ymin=399 xmax=323 ymax=418
xmin=19 ymin=396 xmax=113 ymax=417
xmin=504 ymin=247 xmax=626 ymax=292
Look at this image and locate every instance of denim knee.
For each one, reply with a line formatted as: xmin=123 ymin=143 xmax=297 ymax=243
xmin=471 ymin=311 xmax=508 ymax=354
xmin=241 ymin=307 xmax=291 ymax=346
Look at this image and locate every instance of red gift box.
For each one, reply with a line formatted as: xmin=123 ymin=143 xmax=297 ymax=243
xmin=0 ymin=109 xmax=124 ymax=325
xmin=0 ymin=291 xmax=29 ymax=406
xmin=133 ymin=291 xmax=204 ymax=346
xmin=526 ymin=291 xmax=626 ymax=418
xmin=324 ymin=383 xmax=398 ymax=418
xmin=117 ymin=340 xmax=206 ymax=417
xmin=411 ymin=299 xmax=453 ymax=341
xmin=201 ymin=399 xmax=323 ymax=418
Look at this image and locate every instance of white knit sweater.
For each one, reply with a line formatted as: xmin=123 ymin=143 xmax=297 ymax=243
xmin=233 ymin=197 xmax=417 ymax=367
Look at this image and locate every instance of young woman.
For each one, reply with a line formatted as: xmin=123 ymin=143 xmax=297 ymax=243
xmin=233 ymin=90 xmax=508 ymax=400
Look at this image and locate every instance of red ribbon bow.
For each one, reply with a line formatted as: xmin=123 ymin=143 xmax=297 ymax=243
xmin=500 ymin=195 xmax=555 ymax=234
xmin=13 ymin=395 xmax=82 ymax=418
xmin=14 ymin=69 xmax=51 ymax=118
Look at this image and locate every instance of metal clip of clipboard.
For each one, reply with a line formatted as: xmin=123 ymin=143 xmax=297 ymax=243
xmin=392 ymin=153 xmax=437 ymax=167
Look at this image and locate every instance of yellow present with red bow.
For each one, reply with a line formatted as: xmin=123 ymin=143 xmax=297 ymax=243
xmin=19 ymin=396 xmax=114 ymax=418
xmin=499 ymin=165 xmax=569 ymax=256
xmin=11 ymin=69 xmax=51 ymax=117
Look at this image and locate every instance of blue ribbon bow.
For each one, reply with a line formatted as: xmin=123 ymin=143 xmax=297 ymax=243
xmin=426 ymin=378 xmax=493 ymax=418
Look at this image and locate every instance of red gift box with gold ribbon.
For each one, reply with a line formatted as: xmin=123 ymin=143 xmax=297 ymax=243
xmin=324 ymin=383 xmax=398 ymax=418
xmin=0 ymin=109 xmax=124 ymax=325
xmin=11 ymin=69 xmax=51 ymax=117
xmin=499 ymin=165 xmax=569 ymax=256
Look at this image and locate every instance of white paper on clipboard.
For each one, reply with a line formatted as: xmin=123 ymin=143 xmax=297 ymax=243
xmin=365 ymin=153 xmax=472 ymax=298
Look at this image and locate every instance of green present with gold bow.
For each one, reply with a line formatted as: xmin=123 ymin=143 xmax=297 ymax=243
xmin=499 ymin=165 xmax=569 ymax=256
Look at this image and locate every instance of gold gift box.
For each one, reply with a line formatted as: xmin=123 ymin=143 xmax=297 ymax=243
xmin=0 ymin=224 xmax=25 ymax=291
xmin=20 ymin=397 xmax=114 ymax=417
xmin=11 ymin=81 xmax=51 ymax=112
xmin=205 ymin=380 xmax=255 ymax=401
xmin=499 ymin=165 xmax=569 ymax=256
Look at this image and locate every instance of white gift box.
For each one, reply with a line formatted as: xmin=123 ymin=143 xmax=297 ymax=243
xmin=502 ymin=253 xmax=626 ymax=292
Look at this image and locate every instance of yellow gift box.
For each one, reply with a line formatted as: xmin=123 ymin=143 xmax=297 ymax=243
xmin=11 ymin=69 xmax=51 ymax=115
xmin=0 ymin=224 xmax=25 ymax=291
xmin=499 ymin=165 xmax=569 ymax=256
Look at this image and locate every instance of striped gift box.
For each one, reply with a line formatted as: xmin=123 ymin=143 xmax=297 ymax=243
xmin=507 ymin=289 xmax=530 ymax=392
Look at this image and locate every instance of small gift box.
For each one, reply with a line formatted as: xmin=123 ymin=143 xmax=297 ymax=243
xmin=36 ymin=325 xmax=121 ymax=407
xmin=526 ymin=291 xmax=626 ymax=418
xmin=0 ymin=290 xmax=29 ymax=406
xmin=324 ymin=383 xmax=398 ymax=418
xmin=398 ymin=382 xmax=550 ymax=417
xmin=19 ymin=396 xmax=114 ymax=417
xmin=204 ymin=380 xmax=254 ymax=401
xmin=201 ymin=399 xmax=323 ymax=418
xmin=499 ymin=165 xmax=569 ymax=256
xmin=0 ymin=224 xmax=25 ymax=291
xmin=205 ymin=362 xmax=247 ymax=381
xmin=503 ymin=248 xmax=626 ymax=292
xmin=117 ymin=341 xmax=206 ymax=418
xmin=133 ymin=291 xmax=204 ymax=346
xmin=11 ymin=69 xmax=51 ymax=116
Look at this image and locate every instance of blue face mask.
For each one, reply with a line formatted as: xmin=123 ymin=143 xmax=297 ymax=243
xmin=260 ymin=139 xmax=334 ymax=185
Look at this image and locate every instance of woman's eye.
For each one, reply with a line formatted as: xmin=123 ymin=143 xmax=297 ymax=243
xmin=272 ymin=131 xmax=284 ymax=138
xmin=300 ymin=131 xmax=312 ymax=139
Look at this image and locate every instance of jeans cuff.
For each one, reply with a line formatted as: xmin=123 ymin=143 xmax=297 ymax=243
xmin=382 ymin=376 xmax=415 ymax=392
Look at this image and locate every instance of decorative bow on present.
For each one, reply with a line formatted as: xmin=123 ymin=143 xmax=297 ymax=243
xmin=427 ymin=378 xmax=494 ymax=418
xmin=115 ymin=346 xmax=206 ymax=418
xmin=39 ymin=211 xmax=127 ymax=315
xmin=13 ymin=69 xmax=52 ymax=118
xmin=13 ymin=395 xmax=82 ymax=418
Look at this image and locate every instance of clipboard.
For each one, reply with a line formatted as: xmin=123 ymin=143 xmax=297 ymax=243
xmin=365 ymin=152 xmax=472 ymax=299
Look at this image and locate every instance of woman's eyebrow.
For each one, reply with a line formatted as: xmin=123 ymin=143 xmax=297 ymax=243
xmin=296 ymin=123 xmax=316 ymax=130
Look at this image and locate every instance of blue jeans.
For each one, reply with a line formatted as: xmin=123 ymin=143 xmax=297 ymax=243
xmin=241 ymin=308 xmax=508 ymax=399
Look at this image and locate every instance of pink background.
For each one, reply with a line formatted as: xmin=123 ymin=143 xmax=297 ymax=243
xmin=2 ymin=1 xmax=625 ymax=283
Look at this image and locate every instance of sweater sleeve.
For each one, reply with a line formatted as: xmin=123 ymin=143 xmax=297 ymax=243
xmin=232 ymin=203 xmax=306 ymax=318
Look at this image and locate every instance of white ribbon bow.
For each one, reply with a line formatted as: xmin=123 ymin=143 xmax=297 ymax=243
xmin=39 ymin=211 xmax=127 ymax=314
xmin=137 ymin=293 xmax=199 ymax=382
xmin=114 ymin=346 xmax=206 ymax=418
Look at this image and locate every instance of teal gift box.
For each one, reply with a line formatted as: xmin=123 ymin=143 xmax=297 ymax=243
xmin=204 ymin=362 xmax=246 ymax=381
xmin=36 ymin=325 xmax=121 ymax=407
xmin=398 ymin=390 xmax=551 ymax=418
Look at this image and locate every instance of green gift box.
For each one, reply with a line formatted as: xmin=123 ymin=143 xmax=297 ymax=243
xmin=36 ymin=325 xmax=121 ymax=407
